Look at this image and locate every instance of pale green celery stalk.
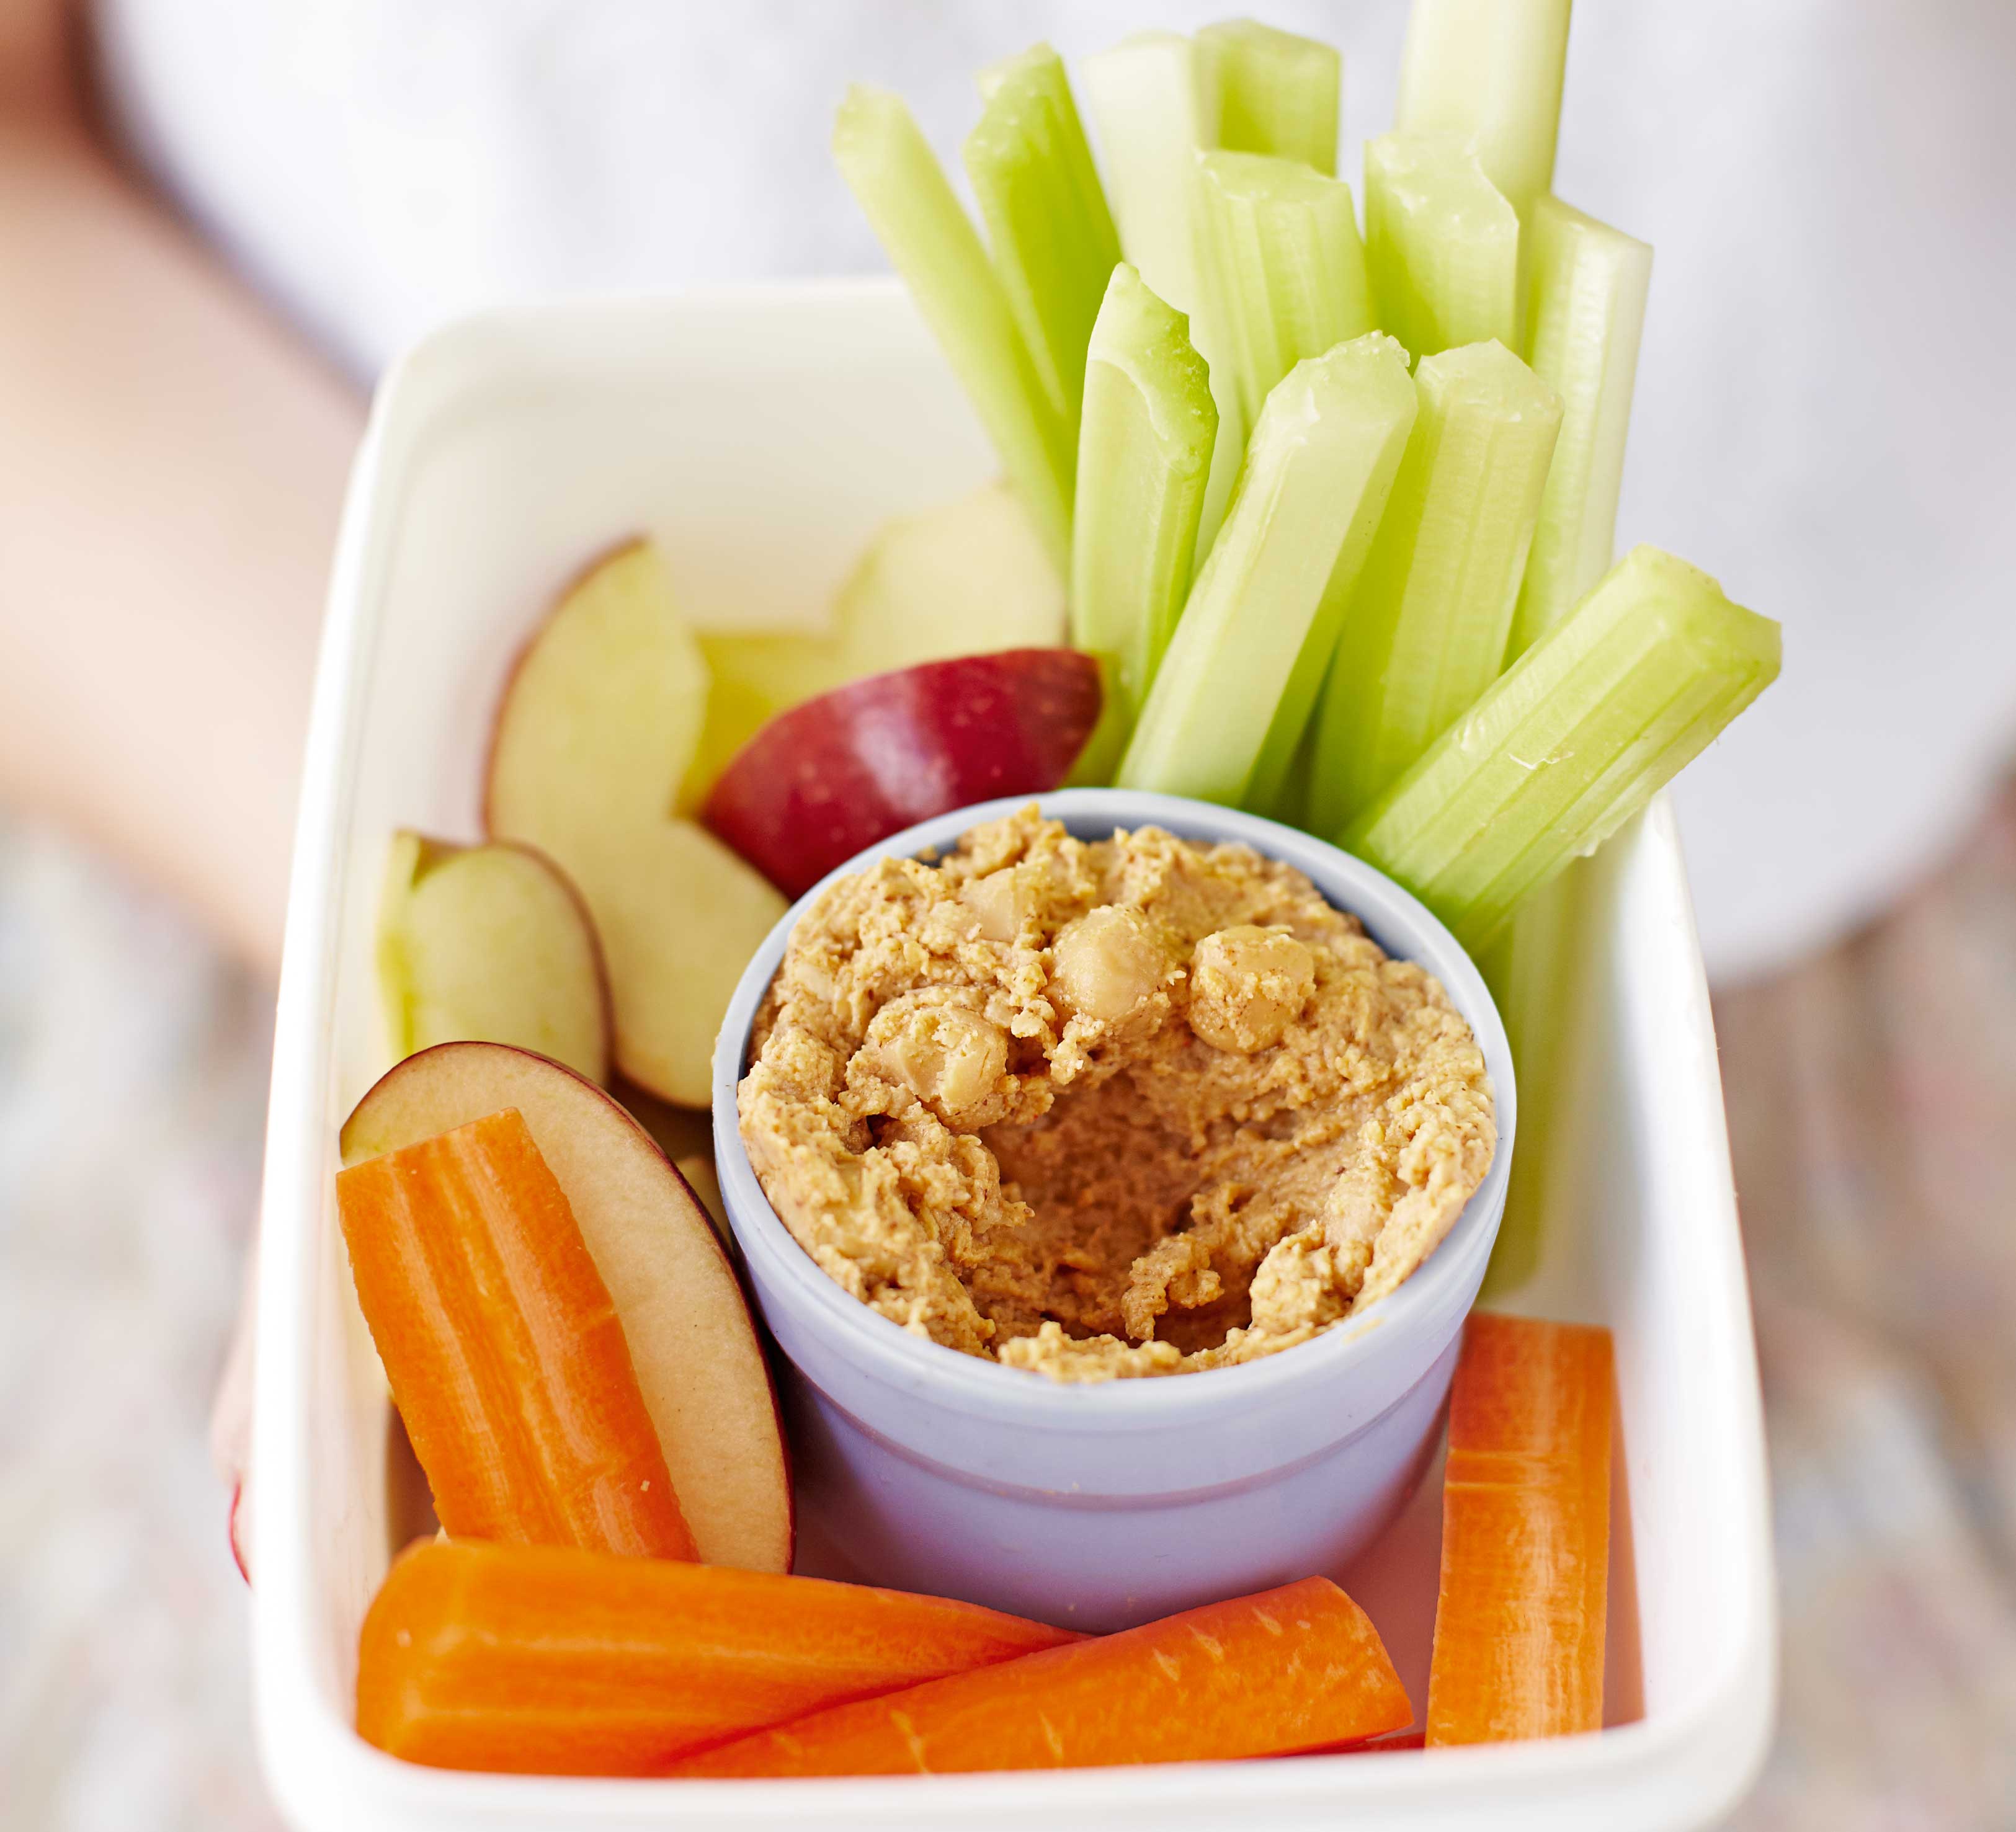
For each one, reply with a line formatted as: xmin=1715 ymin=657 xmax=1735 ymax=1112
xmin=1070 ymin=265 xmax=1218 ymax=780
xmin=1239 ymin=333 xmax=1421 ymax=821
xmin=834 ymin=85 xmax=1072 ymax=572
xmin=1119 ymin=332 xmax=1416 ymax=806
xmin=1484 ymin=197 xmax=1651 ymax=1296
xmin=1364 ymin=133 xmax=1518 ymax=362
xmin=1510 ymin=195 xmax=1653 ymax=656
xmin=1077 ymin=32 xmax=1218 ymax=311
xmin=1394 ymin=0 xmax=1571 ymax=221
xmin=965 ymin=45 xmax=1122 ymax=428
xmin=1310 ymin=339 xmax=1562 ymax=834
xmin=1079 ymin=31 xmax=1246 ymax=562
xmin=1474 ymin=861 xmax=1582 ymax=1297
xmin=1196 ymin=19 xmax=1341 ymax=175
xmin=1196 ymin=151 xmax=1375 ymax=428
xmin=1343 ymin=546 xmax=1780 ymax=953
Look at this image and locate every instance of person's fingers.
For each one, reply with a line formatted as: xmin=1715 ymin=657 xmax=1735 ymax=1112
xmin=212 ymin=1236 xmax=258 ymax=1583
xmin=0 ymin=0 xmax=81 ymax=120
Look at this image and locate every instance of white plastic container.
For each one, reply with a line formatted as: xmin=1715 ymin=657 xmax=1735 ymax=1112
xmin=252 ymin=280 xmax=1777 ymax=1830
xmin=713 ymin=788 xmax=1516 ymax=1632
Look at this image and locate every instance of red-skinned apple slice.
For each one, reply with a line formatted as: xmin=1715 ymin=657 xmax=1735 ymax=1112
xmin=339 ymin=1041 xmax=792 ymax=1574
xmin=680 ymin=482 xmax=1068 ymax=807
xmin=701 ymin=648 xmax=1102 ymax=897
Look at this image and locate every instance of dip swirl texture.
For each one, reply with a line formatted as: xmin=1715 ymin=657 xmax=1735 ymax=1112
xmin=738 ymin=807 xmax=1495 ymax=1380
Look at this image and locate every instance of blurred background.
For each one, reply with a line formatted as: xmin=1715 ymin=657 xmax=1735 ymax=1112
xmin=2 ymin=1 xmax=2014 ymax=1826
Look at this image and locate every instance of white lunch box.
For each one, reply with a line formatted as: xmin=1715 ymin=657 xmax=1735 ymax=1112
xmin=251 ymin=278 xmax=1776 ymax=1830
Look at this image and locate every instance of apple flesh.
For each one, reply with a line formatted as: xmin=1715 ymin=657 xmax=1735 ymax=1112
xmin=541 ymin=822 xmax=783 ymax=1107
xmin=679 ymin=482 xmax=1068 ymax=809
xmin=377 ymin=832 xmax=612 ymax=1085
xmin=702 ymin=648 xmax=1103 ymax=898
xmin=486 ymin=540 xmax=787 ymax=1106
xmin=489 ymin=540 xmax=709 ymax=837
xmin=823 ymin=481 xmax=1066 ymax=667
xmin=675 ymin=1154 xmax=729 ymax=1239
xmin=612 ymin=1077 xmax=714 ymax=1163
xmin=611 ymin=1078 xmax=726 ymax=1240
xmin=341 ymin=1041 xmax=792 ymax=1574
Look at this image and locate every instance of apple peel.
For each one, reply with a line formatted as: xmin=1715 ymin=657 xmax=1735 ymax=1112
xmin=339 ymin=1041 xmax=793 ymax=1573
xmin=483 ymin=539 xmax=787 ymax=1106
xmin=701 ymin=647 xmax=1102 ymax=898
xmin=377 ymin=831 xmax=612 ymax=1085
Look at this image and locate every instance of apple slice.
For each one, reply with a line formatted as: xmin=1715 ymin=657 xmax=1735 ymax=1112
xmin=612 ymin=1077 xmax=714 ymax=1163
xmin=486 ymin=540 xmax=787 ymax=1106
xmin=340 ymin=1041 xmax=792 ymax=1574
xmin=818 ymin=480 xmax=1067 ymax=672
xmin=610 ymin=1078 xmax=728 ymax=1241
xmin=489 ymin=541 xmax=710 ymax=836
xmin=676 ymin=1155 xmax=729 ymax=1238
xmin=377 ymin=832 xmax=611 ymax=1084
xmin=702 ymin=649 xmax=1102 ymax=898
xmin=679 ymin=482 xmax=1069 ymax=809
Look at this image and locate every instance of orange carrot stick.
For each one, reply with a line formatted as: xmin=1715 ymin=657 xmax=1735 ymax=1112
xmin=1425 ymin=1311 xmax=1614 ymax=1745
xmin=667 ymin=1576 xmax=1412 ymax=1777
xmin=337 ymin=1108 xmax=695 ymax=1559
xmin=357 ymin=1539 xmax=1079 ymax=1774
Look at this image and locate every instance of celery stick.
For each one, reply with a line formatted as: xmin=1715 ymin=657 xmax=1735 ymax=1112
xmin=1342 ymin=546 xmax=1781 ymax=953
xmin=1310 ymin=339 xmax=1562 ymax=832
xmin=1394 ymin=0 xmax=1571 ymax=221
xmin=1072 ymin=265 xmax=1218 ymax=746
xmin=834 ymin=85 xmax=1072 ymax=572
xmin=1475 ymin=866 xmax=1583 ymax=1296
xmin=1486 ymin=203 xmax=1650 ymax=1292
xmin=1079 ymin=32 xmax=1219 ymax=313
xmin=1196 ymin=19 xmax=1341 ymax=176
xmin=1365 ymin=133 xmax=1519 ymax=361
xmin=1118 ymin=333 xmax=1417 ymax=806
xmin=1079 ymin=31 xmax=1247 ymax=562
xmin=1197 ymin=151 xmax=1376 ymax=427
xmin=965 ymin=45 xmax=1122 ymax=427
xmin=1239 ymin=335 xmax=1419 ymax=819
xmin=1510 ymin=195 xmax=1653 ymax=656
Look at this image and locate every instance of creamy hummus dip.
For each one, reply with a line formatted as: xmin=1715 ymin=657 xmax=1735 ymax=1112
xmin=737 ymin=807 xmax=1495 ymax=1381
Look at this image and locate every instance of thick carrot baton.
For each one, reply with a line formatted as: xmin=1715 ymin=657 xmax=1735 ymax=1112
xmin=1426 ymin=1310 xmax=1615 ymax=1744
xmin=337 ymin=1107 xmax=695 ymax=1559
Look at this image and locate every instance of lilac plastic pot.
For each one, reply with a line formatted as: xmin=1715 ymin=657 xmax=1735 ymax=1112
xmin=711 ymin=789 xmax=1514 ymax=1631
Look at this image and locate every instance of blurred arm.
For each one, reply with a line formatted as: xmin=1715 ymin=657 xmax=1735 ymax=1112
xmin=0 ymin=1 xmax=366 ymax=973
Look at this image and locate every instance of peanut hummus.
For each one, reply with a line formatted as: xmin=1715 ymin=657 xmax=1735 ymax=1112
xmin=737 ymin=808 xmax=1495 ymax=1381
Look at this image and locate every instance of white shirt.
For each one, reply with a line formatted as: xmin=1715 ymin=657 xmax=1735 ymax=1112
xmin=94 ymin=0 xmax=2016 ymax=982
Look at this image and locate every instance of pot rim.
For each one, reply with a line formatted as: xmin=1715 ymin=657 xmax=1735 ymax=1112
xmin=710 ymin=788 xmax=1516 ymax=1429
